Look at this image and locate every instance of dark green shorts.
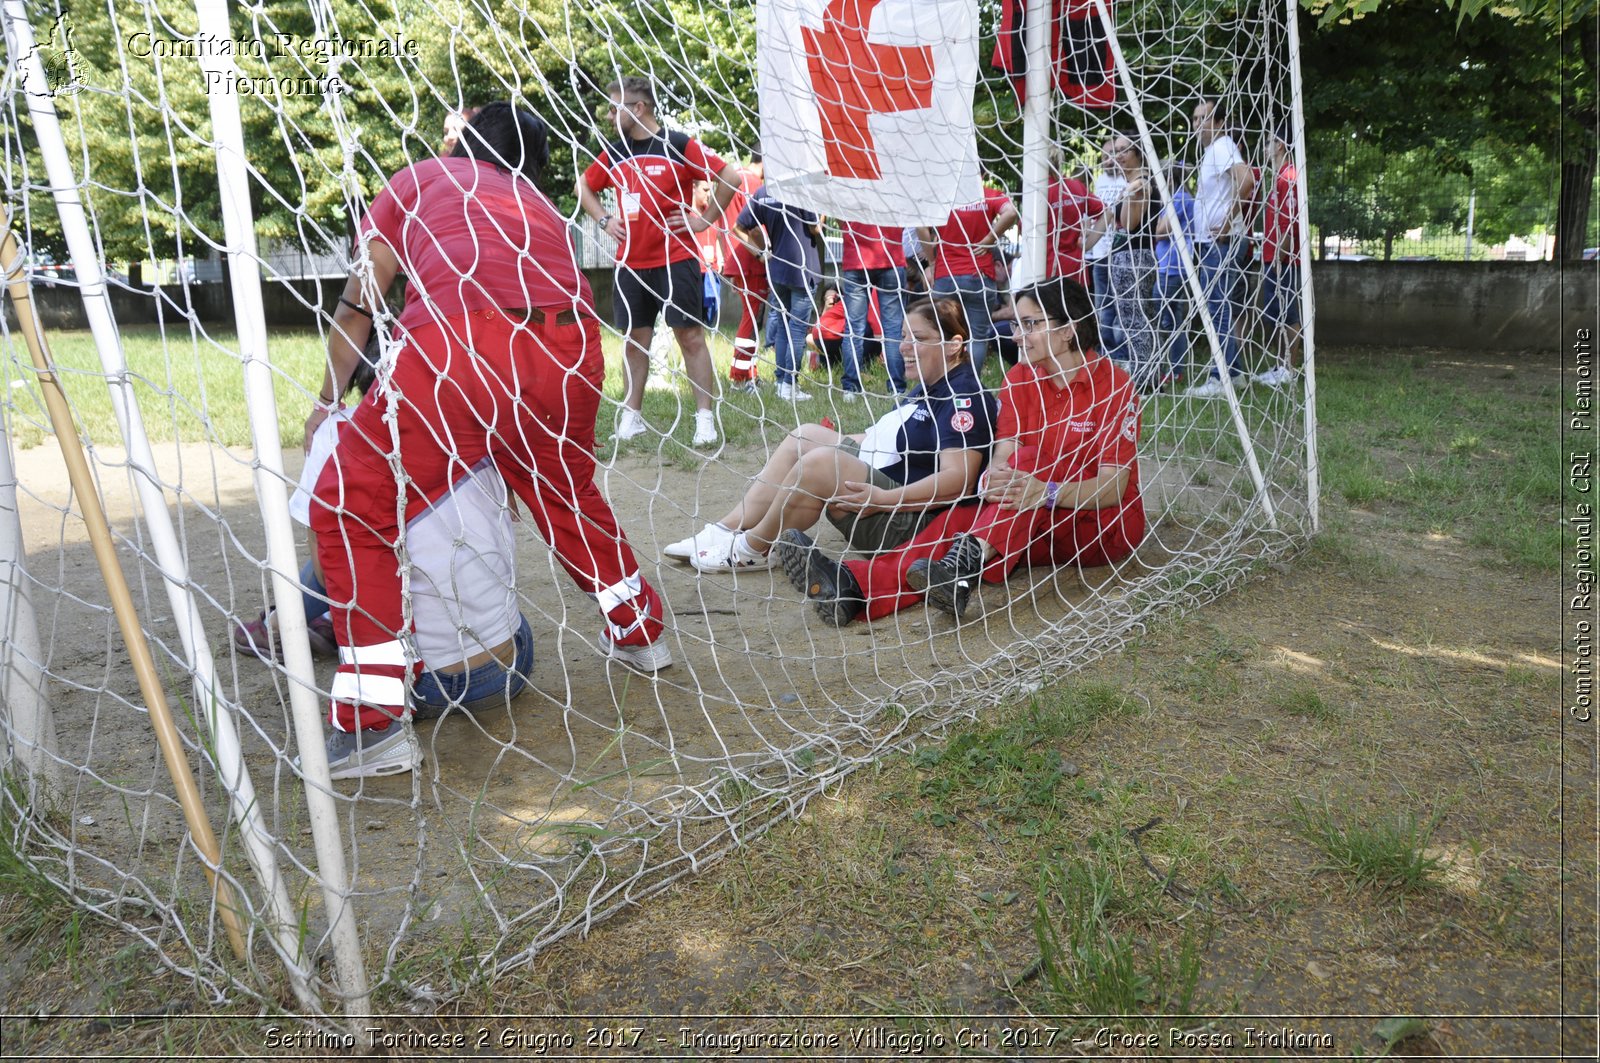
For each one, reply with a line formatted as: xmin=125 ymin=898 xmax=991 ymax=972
xmin=825 ymin=439 xmax=942 ymax=553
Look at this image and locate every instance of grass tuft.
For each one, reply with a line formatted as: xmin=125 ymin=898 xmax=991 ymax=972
xmin=1290 ymin=796 xmax=1446 ymax=891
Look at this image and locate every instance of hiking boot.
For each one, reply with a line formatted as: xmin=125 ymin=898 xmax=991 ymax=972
xmin=922 ymin=533 xmax=986 ymax=619
xmin=774 ymin=529 xmax=864 ymax=626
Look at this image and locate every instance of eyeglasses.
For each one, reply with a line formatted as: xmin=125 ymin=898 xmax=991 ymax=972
xmin=1015 ymin=317 xmax=1062 ymax=335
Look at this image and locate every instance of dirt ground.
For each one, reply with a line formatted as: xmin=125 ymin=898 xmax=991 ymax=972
xmin=0 ymin=346 xmax=1592 ymax=1059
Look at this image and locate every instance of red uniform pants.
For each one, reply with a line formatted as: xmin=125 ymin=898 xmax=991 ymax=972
xmin=725 ymin=246 xmax=768 ymax=382
xmin=311 ymin=308 xmax=662 ymax=731
xmin=844 ymin=496 xmax=1145 ymax=623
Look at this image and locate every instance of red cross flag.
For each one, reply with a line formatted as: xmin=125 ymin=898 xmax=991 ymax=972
xmin=758 ymin=0 xmax=981 ymax=226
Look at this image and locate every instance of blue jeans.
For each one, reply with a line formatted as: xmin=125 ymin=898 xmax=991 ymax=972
xmin=769 ymin=280 xmax=814 ymax=386
xmin=1153 ymin=271 xmax=1190 ymax=381
xmin=930 ymin=273 xmax=994 ymax=374
xmin=841 ymin=266 xmax=906 ymax=393
xmin=1196 ymin=241 xmax=1244 ymax=379
xmin=1089 ymin=258 xmax=1127 ymax=363
xmin=412 ymin=613 xmax=534 ymax=717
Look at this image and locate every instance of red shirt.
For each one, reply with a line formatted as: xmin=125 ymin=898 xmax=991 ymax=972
xmin=1263 ymin=162 xmax=1299 ymax=264
xmin=997 ymin=353 xmax=1141 ymax=511
xmin=931 ymin=186 xmax=1015 ymax=280
xmin=840 ymin=221 xmax=907 ymax=271
xmin=583 ymin=128 xmax=727 ymax=270
xmin=814 ymin=300 xmax=848 ymax=341
xmin=360 ymin=157 xmax=592 ymax=335
xmin=1046 ymin=177 xmax=1104 ymax=286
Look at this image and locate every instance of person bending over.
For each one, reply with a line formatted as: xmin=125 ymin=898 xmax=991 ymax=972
xmin=775 ymin=277 xmax=1145 ymax=624
xmin=310 ymin=102 xmax=670 ymax=780
xmin=664 ymin=297 xmax=996 ymax=573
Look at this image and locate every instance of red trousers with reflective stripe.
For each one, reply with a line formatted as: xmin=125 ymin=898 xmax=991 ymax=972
xmin=843 ymin=495 xmax=1145 ymax=623
xmin=311 ymin=308 xmax=662 ymax=731
xmin=725 ymin=249 xmax=767 ymax=382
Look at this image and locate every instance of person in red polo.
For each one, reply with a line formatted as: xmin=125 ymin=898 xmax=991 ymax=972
xmin=578 ymin=76 xmax=741 ymax=447
xmin=918 ymin=181 xmax=1019 ymax=375
xmin=721 ymin=151 xmax=768 ymax=390
xmin=777 ymin=276 xmax=1144 ymax=625
xmin=1046 ymin=167 xmax=1105 ymax=289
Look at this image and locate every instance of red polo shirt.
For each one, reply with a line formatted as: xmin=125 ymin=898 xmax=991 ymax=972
xmin=840 ymin=220 xmax=907 ymax=271
xmin=997 ymin=353 xmax=1141 ymax=511
xmin=931 ymin=186 xmax=1014 ymax=281
xmin=1263 ymin=162 xmax=1299 ymax=264
xmin=360 ymin=157 xmax=592 ymax=335
xmin=1046 ymin=176 xmax=1104 ymax=286
xmin=583 ymin=128 xmax=727 ymax=270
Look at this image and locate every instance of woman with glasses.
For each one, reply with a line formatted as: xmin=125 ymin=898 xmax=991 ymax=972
xmin=666 ymin=297 xmax=997 ymax=572
xmin=775 ymin=277 xmax=1145 ymax=624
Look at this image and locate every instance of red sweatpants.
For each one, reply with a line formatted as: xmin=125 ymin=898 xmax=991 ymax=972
xmin=843 ymin=497 xmax=1146 ymax=623
xmin=725 ymin=248 xmax=768 ymax=382
xmin=311 ymin=308 xmax=662 ymax=731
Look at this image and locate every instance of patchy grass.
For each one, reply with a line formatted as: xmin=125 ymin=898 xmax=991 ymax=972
xmin=0 ymin=346 xmax=1574 ymax=1059
xmin=1290 ymin=796 xmax=1447 ymax=892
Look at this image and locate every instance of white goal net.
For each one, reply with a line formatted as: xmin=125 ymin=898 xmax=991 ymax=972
xmin=0 ymin=0 xmax=1314 ymax=1019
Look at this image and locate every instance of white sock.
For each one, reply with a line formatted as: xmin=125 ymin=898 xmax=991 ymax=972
xmin=731 ymin=532 xmax=766 ymax=563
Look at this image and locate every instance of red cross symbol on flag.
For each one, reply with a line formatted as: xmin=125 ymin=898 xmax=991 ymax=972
xmin=802 ymin=0 xmax=934 ymax=181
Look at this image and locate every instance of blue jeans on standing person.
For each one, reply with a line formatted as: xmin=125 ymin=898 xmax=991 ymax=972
xmin=769 ymin=280 xmax=814 ymax=387
xmin=1089 ymin=258 xmax=1127 ymax=363
xmin=841 ymin=266 xmax=906 ymax=393
xmin=1196 ymin=240 xmax=1244 ymax=379
xmin=930 ymin=273 xmax=994 ymax=375
xmin=411 ymin=613 xmax=535 ymax=718
xmin=1153 ymin=270 xmax=1191 ymax=383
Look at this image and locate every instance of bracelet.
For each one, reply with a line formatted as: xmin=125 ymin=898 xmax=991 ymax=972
xmin=1043 ymin=481 xmax=1060 ymax=509
xmin=599 ymin=213 xmax=612 ymax=229
xmin=337 ymin=296 xmax=373 ymax=319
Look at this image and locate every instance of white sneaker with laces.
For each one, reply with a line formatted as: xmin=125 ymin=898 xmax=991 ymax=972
xmin=614 ymin=408 xmax=648 ymax=440
xmin=841 ymin=390 xmax=860 ymax=404
xmin=690 ymin=531 xmax=779 ymax=573
xmin=1255 ymin=366 xmax=1295 ymax=388
xmin=1185 ymin=377 xmax=1229 ymax=399
xmin=664 ymin=522 xmax=735 ymax=562
xmin=692 ymin=409 xmax=719 ymax=447
xmin=775 ymin=382 xmax=812 ymax=402
xmin=599 ymin=629 xmax=674 ymax=671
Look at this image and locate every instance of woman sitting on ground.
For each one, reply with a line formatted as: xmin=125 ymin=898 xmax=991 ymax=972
xmin=774 ymin=276 xmax=1146 ymax=624
xmin=665 ymin=296 xmax=997 ymax=572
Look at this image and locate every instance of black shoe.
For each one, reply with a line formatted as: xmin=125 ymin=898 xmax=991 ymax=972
xmin=774 ymin=529 xmax=864 ymax=626
xmin=906 ymin=557 xmax=931 ymax=593
xmin=924 ymin=533 xmax=986 ymax=619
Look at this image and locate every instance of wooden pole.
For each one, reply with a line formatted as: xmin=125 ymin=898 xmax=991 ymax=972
xmin=0 ymin=228 xmax=249 ymax=964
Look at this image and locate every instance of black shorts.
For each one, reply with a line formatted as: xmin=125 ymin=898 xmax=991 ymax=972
xmin=613 ymin=258 xmax=705 ymax=332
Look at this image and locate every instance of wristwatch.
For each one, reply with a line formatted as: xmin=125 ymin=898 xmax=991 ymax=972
xmin=1043 ymin=481 xmax=1060 ymax=509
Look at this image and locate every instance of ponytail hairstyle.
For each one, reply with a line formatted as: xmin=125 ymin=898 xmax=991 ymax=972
xmin=903 ymin=296 xmax=969 ymax=360
xmin=450 ymin=101 xmax=551 ymax=184
xmin=1017 ymin=276 xmax=1098 ymax=355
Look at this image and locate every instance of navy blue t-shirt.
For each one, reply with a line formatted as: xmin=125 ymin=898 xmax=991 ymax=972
xmin=736 ymin=187 xmax=819 ymax=289
xmin=878 ymin=360 xmax=997 ymax=488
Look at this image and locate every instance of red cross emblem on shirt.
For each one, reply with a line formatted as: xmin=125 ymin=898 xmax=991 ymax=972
xmin=802 ymin=0 xmax=934 ymax=181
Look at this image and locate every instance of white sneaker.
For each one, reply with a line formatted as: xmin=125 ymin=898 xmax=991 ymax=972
xmin=690 ymin=531 xmax=779 ymax=573
xmin=1255 ymin=366 xmax=1295 ymax=388
xmin=599 ymin=629 xmax=674 ymax=671
xmin=1185 ymin=377 xmax=1229 ymax=399
xmin=664 ymin=522 xmax=735 ymax=562
xmin=691 ymin=409 xmax=719 ymax=447
xmin=841 ymin=390 xmax=860 ymax=404
xmin=614 ymin=408 xmax=648 ymax=440
xmin=775 ymin=382 xmax=812 ymax=402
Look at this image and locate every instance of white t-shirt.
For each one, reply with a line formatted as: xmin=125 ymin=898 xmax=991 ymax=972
xmin=293 ymin=418 xmax=519 ymax=670
xmin=1196 ymin=134 xmax=1246 ymax=243
xmin=1084 ymin=172 xmax=1127 ymax=262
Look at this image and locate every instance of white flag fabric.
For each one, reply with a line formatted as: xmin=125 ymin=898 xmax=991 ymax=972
xmin=757 ymin=0 xmax=981 ymax=226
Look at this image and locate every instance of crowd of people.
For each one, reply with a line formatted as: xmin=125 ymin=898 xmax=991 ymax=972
xmin=247 ymin=85 xmax=1303 ymax=781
